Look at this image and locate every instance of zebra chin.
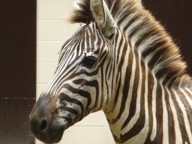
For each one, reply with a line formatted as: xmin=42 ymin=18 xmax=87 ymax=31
xmin=32 ymin=122 xmax=65 ymax=143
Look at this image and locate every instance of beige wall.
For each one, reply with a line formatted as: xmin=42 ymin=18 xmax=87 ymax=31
xmin=36 ymin=0 xmax=114 ymax=143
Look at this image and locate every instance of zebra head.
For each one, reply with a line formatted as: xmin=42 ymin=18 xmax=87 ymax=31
xmin=30 ymin=0 xmax=117 ymax=143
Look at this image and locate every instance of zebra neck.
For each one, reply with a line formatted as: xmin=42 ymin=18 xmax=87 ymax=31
xmin=104 ymin=72 xmax=192 ymax=143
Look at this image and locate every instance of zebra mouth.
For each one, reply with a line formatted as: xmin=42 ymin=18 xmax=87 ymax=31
xmin=33 ymin=120 xmax=65 ymax=144
xmin=30 ymin=111 xmax=66 ymax=143
xmin=48 ymin=128 xmax=65 ymax=143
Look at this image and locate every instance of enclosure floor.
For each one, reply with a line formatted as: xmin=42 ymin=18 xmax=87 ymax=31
xmin=0 ymin=99 xmax=35 ymax=144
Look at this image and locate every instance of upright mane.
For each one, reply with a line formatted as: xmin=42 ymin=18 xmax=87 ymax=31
xmin=69 ymin=0 xmax=122 ymax=24
xmin=69 ymin=0 xmax=191 ymax=86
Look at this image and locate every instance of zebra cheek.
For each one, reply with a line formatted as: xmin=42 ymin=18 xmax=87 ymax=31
xmin=58 ymin=94 xmax=84 ymax=122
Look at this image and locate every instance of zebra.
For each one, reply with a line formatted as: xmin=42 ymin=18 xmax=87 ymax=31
xmin=30 ymin=0 xmax=192 ymax=143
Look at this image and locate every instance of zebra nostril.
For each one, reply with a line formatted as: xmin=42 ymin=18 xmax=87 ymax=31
xmin=39 ymin=118 xmax=48 ymax=132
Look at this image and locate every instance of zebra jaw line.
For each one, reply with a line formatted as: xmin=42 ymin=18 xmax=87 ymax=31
xmin=30 ymin=0 xmax=192 ymax=144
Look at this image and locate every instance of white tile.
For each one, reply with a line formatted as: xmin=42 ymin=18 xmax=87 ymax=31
xmin=75 ymin=111 xmax=109 ymax=126
xmin=36 ymin=125 xmax=115 ymax=144
xmin=37 ymin=41 xmax=62 ymax=62
xmin=62 ymin=126 xmax=115 ymax=144
xmin=36 ymin=84 xmax=47 ymax=97
xmin=37 ymin=62 xmax=57 ymax=84
xmin=37 ymin=0 xmax=75 ymax=20
xmin=37 ymin=20 xmax=79 ymax=41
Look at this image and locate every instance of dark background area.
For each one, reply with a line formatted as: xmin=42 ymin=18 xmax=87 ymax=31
xmin=0 ymin=0 xmax=36 ymax=144
xmin=0 ymin=0 xmax=191 ymax=144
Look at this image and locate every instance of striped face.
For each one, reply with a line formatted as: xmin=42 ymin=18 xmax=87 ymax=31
xmin=29 ymin=23 xmax=114 ymax=143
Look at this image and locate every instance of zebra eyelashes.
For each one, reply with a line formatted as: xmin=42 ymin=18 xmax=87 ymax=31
xmin=81 ymin=55 xmax=97 ymax=69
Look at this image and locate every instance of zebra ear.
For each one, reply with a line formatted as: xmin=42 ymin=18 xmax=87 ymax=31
xmin=90 ymin=0 xmax=115 ymax=39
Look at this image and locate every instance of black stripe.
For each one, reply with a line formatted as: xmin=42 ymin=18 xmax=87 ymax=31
xmin=63 ymin=83 xmax=91 ymax=109
xmin=179 ymin=89 xmax=192 ymax=137
xmin=121 ymin=52 xmax=140 ymax=128
xmin=170 ymin=89 xmax=190 ymax=143
xmin=73 ymin=79 xmax=99 ymax=111
xmin=111 ymin=48 xmax=133 ymax=123
xmin=152 ymin=83 xmax=163 ymax=143
xmin=121 ymin=52 xmax=146 ymax=142
xmin=60 ymin=93 xmax=84 ymax=114
xmin=164 ymin=88 xmax=176 ymax=144
xmin=145 ymin=72 xmax=155 ymax=143
xmin=123 ymin=14 xmax=141 ymax=32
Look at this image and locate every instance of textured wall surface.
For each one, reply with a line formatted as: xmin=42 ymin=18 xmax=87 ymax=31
xmin=36 ymin=0 xmax=114 ymax=143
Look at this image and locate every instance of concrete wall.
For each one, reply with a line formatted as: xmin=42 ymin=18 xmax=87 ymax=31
xmin=36 ymin=0 xmax=115 ymax=143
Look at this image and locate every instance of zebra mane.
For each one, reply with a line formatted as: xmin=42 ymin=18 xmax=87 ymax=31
xmin=69 ymin=0 xmax=120 ymax=23
xmin=69 ymin=0 xmax=93 ymax=24
xmin=69 ymin=0 xmax=191 ymax=86
xmin=69 ymin=0 xmax=136 ymax=23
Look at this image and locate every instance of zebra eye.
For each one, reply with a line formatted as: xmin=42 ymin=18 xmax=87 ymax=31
xmin=81 ymin=56 xmax=97 ymax=68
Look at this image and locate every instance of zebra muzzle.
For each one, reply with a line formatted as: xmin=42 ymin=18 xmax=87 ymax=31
xmin=29 ymin=96 xmax=65 ymax=143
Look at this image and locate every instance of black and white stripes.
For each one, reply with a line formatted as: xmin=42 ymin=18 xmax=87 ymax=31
xmin=30 ymin=0 xmax=192 ymax=143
